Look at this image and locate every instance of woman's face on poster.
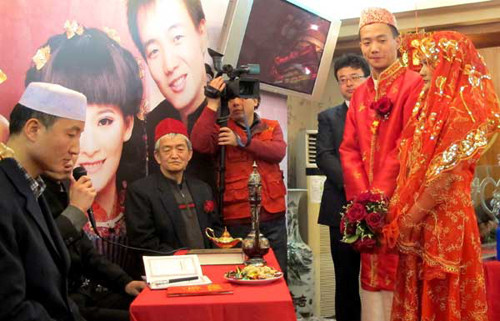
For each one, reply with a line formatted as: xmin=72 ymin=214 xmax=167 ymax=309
xmin=77 ymin=104 xmax=133 ymax=193
xmin=138 ymin=0 xmax=207 ymax=112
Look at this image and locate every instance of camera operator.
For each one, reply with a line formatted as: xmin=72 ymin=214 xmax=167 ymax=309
xmin=191 ymin=76 xmax=288 ymax=273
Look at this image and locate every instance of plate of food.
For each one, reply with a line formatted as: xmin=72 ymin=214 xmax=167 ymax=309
xmin=224 ymin=265 xmax=283 ymax=285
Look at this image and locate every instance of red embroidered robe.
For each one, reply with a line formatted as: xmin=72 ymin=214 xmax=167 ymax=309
xmin=340 ymin=60 xmax=423 ymax=291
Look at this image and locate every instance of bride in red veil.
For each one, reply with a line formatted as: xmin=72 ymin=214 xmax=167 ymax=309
xmin=384 ymin=31 xmax=500 ymax=321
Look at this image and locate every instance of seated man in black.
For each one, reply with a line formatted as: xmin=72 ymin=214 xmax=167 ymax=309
xmin=44 ymin=170 xmax=147 ymax=321
xmin=125 ymin=118 xmax=222 ymax=256
xmin=0 ymin=141 xmax=147 ymax=321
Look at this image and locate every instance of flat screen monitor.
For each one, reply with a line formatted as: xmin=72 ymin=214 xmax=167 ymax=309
xmin=219 ymin=0 xmax=341 ymax=101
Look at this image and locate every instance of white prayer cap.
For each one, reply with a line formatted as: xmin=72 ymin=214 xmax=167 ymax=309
xmin=19 ymin=82 xmax=87 ymax=122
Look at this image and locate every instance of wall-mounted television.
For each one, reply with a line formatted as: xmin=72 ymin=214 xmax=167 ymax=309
xmin=218 ymin=0 xmax=341 ymax=101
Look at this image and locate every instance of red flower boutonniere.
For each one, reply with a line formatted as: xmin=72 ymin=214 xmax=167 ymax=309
xmin=370 ymin=96 xmax=393 ymax=118
xmin=204 ymin=200 xmax=215 ymax=213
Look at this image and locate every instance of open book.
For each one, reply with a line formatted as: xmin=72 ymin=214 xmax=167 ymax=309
xmin=143 ymin=255 xmax=211 ymax=290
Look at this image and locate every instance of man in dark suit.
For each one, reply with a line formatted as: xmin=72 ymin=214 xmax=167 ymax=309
xmin=125 ymin=118 xmax=222 ymax=258
xmin=0 ymin=136 xmax=147 ymax=321
xmin=43 ymin=173 xmax=147 ymax=321
xmin=316 ymin=54 xmax=370 ymax=321
xmin=0 ymin=82 xmax=87 ymax=321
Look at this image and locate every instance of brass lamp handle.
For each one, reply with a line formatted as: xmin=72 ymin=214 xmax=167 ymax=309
xmin=205 ymin=227 xmax=216 ymax=240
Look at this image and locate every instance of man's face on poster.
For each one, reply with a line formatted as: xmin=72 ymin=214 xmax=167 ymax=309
xmin=137 ymin=0 xmax=207 ymax=113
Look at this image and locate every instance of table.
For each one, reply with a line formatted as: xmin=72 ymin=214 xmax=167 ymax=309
xmin=484 ymin=260 xmax=500 ymax=321
xmin=130 ymin=250 xmax=296 ymax=321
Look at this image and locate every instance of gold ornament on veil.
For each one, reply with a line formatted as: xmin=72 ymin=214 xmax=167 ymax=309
xmin=438 ymin=38 xmax=459 ymax=62
xmin=434 ymin=75 xmax=446 ymax=97
xmin=64 ymin=20 xmax=84 ymax=39
xmin=464 ymin=64 xmax=491 ymax=91
xmin=398 ymin=31 xmax=427 ymax=71
xmin=409 ymin=39 xmax=421 ymax=66
xmin=417 ymin=36 xmax=440 ymax=67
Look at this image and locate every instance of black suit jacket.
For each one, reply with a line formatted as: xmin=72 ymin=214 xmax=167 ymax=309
xmin=0 ymin=159 xmax=83 ymax=321
xmin=317 ymin=103 xmax=348 ymax=227
xmin=124 ymin=172 xmax=222 ymax=254
xmin=42 ymin=178 xmax=133 ymax=294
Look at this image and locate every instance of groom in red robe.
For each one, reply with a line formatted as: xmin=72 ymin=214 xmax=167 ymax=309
xmin=339 ymin=7 xmax=423 ymax=321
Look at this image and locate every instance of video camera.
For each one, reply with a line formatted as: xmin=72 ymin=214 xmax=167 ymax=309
xmin=205 ymin=48 xmax=260 ymax=100
xmin=205 ymin=49 xmax=261 ymax=218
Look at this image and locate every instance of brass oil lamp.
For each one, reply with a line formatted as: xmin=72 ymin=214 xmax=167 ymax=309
xmin=205 ymin=227 xmax=242 ymax=248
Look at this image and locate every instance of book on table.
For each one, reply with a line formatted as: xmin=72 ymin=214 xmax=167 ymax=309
xmin=186 ymin=248 xmax=245 ymax=265
xmin=143 ymin=255 xmax=211 ymax=290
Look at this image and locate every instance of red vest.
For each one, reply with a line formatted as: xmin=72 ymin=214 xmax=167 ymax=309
xmin=222 ymin=119 xmax=286 ymax=221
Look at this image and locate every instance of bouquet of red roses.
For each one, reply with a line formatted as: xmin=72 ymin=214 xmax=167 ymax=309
xmin=340 ymin=191 xmax=388 ymax=252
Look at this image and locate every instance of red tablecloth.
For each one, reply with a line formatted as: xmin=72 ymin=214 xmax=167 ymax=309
xmin=484 ymin=260 xmax=500 ymax=321
xmin=130 ymin=250 xmax=296 ymax=321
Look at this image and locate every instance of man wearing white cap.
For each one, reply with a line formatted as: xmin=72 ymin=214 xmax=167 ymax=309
xmin=339 ymin=8 xmax=424 ymax=321
xmin=0 ymin=82 xmax=87 ymax=321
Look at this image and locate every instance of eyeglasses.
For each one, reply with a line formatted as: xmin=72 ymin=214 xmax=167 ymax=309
xmin=338 ymin=75 xmax=365 ymax=85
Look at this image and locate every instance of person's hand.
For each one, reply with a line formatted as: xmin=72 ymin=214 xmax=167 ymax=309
xmin=398 ymin=225 xmax=413 ymax=244
xmin=398 ymin=218 xmax=423 ymax=245
xmin=381 ymin=221 xmax=397 ymax=250
xmin=218 ymin=127 xmax=238 ymax=146
xmin=205 ymin=76 xmax=226 ymax=112
xmin=125 ymin=280 xmax=147 ymax=296
xmin=69 ymin=175 xmax=96 ymax=214
xmin=0 ymin=142 xmax=14 ymax=160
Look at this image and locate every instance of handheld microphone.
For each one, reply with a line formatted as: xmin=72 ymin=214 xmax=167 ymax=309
xmin=72 ymin=166 xmax=100 ymax=238
xmin=71 ymin=166 xmax=185 ymax=256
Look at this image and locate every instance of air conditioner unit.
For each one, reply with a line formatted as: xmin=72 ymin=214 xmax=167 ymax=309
xmin=295 ymin=129 xmax=335 ymax=318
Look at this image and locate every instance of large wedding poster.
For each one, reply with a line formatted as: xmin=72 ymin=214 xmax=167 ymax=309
xmin=0 ymin=0 xmax=230 ymax=234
